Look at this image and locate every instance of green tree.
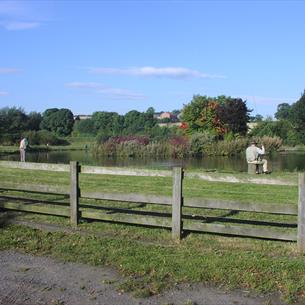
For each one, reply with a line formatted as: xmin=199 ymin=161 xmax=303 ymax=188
xmin=249 ymin=114 xmax=264 ymax=122
xmin=123 ymin=110 xmax=145 ymax=134
xmin=249 ymin=118 xmax=298 ymax=145
xmin=40 ymin=108 xmax=74 ymax=136
xmin=275 ymin=103 xmax=292 ymax=120
xmin=26 ymin=111 xmax=42 ymax=131
xmin=0 ymin=107 xmax=29 ymax=143
xmin=145 ymin=107 xmax=155 ymax=116
xmin=181 ymin=95 xmax=209 ymax=133
xmin=73 ymin=119 xmax=96 ymax=136
xmin=290 ymin=91 xmax=305 ymax=143
xmin=91 ymin=111 xmax=123 ymax=136
xmin=0 ymin=107 xmax=28 ymax=133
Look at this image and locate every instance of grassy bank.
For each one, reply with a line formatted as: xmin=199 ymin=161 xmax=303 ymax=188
xmin=0 ymin=167 xmax=304 ymax=303
xmin=0 ymin=137 xmax=95 ymax=154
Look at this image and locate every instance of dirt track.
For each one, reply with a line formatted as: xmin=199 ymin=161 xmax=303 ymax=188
xmin=0 ymin=250 xmax=289 ymax=305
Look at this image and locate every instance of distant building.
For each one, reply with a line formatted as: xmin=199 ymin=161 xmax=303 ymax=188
xmin=158 ymin=122 xmax=182 ymax=128
xmin=74 ymin=114 xmax=92 ymax=120
xmin=159 ymin=112 xmax=173 ymax=119
xmin=247 ymin=122 xmax=258 ymax=131
xmin=154 ymin=111 xmax=178 ymax=121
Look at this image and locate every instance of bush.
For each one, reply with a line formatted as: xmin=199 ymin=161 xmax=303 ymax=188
xmin=111 ymin=135 xmax=150 ymax=146
xmin=0 ymin=133 xmax=19 ymax=145
xmin=250 ymin=119 xmax=297 ymax=146
xmin=23 ymin=130 xmax=69 ymax=146
xmin=190 ymin=131 xmax=216 ymax=155
xmin=204 ymin=138 xmax=248 ymax=156
xmin=252 ymin=136 xmax=283 ymax=152
xmin=94 ymin=134 xmax=282 ymax=158
xmin=96 ymin=133 xmax=111 ymax=144
xmin=95 ymin=135 xmax=189 ymax=158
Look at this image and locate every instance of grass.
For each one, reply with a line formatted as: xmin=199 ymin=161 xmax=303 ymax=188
xmin=0 ymin=166 xmax=304 ymax=303
xmin=0 ymin=137 xmax=95 ymax=154
xmin=0 ymin=222 xmax=304 ymax=303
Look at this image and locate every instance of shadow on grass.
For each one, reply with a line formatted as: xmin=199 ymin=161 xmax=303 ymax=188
xmin=79 ymin=202 xmax=296 ymax=230
xmin=0 ymin=209 xmax=19 ymax=228
xmin=0 ymin=194 xmax=296 ymax=238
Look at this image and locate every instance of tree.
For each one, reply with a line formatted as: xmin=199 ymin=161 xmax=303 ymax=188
xmin=216 ymin=97 xmax=251 ymax=136
xmin=290 ymin=91 xmax=305 ymax=143
xmin=91 ymin=111 xmax=123 ymax=136
xmin=181 ymin=95 xmax=251 ymax=136
xmin=0 ymin=107 xmax=29 ymax=143
xmin=181 ymin=95 xmax=210 ymax=133
xmin=26 ymin=111 xmax=42 ymax=131
xmin=73 ymin=119 xmax=96 ymax=136
xmin=172 ymin=109 xmax=181 ymax=116
xmin=40 ymin=108 xmax=74 ymax=136
xmin=275 ymin=103 xmax=292 ymax=120
xmin=0 ymin=107 xmax=27 ymax=134
xmin=123 ymin=110 xmax=145 ymax=134
xmin=249 ymin=114 xmax=264 ymax=122
xmin=145 ymin=107 xmax=155 ymax=116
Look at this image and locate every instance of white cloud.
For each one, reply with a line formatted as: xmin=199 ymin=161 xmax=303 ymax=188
xmin=0 ymin=1 xmax=42 ymax=31
xmin=97 ymin=88 xmax=146 ymax=100
xmin=0 ymin=67 xmax=22 ymax=74
xmin=242 ymin=95 xmax=296 ymax=105
xmin=65 ymin=82 xmax=106 ymax=90
xmin=0 ymin=2 xmax=24 ymax=14
xmin=65 ymin=82 xmax=147 ymax=101
xmin=0 ymin=91 xmax=8 ymax=96
xmin=2 ymin=21 xmax=40 ymax=30
xmin=87 ymin=66 xmax=225 ymax=79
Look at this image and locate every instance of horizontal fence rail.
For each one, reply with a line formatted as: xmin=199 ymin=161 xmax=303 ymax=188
xmin=0 ymin=160 xmax=296 ymax=185
xmin=0 ymin=160 xmax=70 ymax=172
xmin=184 ymin=198 xmax=298 ymax=215
xmin=81 ymin=165 xmax=172 ymax=177
xmin=0 ymin=160 xmax=303 ymax=252
xmin=0 ymin=181 xmax=69 ymax=195
xmin=80 ymin=191 xmax=172 ymax=205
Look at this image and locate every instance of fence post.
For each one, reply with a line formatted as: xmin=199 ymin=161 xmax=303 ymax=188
xmin=298 ymin=173 xmax=305 ymax=253
xmin=172 ymin=167 xmax=183 ymax=240
xmin=70 ymin=161 xmax=79 ymax=226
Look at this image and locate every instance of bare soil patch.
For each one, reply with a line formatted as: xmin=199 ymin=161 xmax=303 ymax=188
xmin=0 ymin=250 xmax=287 ymax=305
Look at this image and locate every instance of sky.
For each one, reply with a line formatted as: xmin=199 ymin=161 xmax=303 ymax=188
xmin=0 ymin=0 xmax=305 ymax=117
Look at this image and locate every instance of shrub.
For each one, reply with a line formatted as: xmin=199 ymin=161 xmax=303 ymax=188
xmin=110 ymin=135 xmax=150 ymax=145
xmin=96 ymin=133 xmax=111 ymax=144
xmin=23 ymin=130 xmax=69 ymax=146
xmin=94 ymin=135 xmax=282 ymax=158
xmin=190 ymin=131 xmax=216 ymax=155
xmin=0 ymin=133 xmax=19 ymax=145
xmin=256 ymin=136 xmax=282 ymax=152
xmin=204 ymin=138 xmax=248 ymax=156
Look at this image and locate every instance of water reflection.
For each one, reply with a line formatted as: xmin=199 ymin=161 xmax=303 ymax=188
xmin=1 ymin=150 xmax=305 ymax=172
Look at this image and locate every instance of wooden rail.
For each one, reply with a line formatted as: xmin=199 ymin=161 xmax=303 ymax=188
xmin=0 ymin=160 xmax=303 ymax=252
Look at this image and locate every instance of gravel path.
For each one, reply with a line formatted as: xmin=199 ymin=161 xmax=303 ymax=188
xmin=0 ymin=250 xmax=287 ymax=305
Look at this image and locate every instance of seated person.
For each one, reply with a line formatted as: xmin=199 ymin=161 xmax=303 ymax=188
xmin=246 ymin=140 xmax=270 ymax=174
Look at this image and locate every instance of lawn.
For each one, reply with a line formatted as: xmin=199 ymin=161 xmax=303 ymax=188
xmin=0 ymin=165 xmax=304 ymax=303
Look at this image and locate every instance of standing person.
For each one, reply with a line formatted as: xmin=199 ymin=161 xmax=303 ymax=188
xmin=246 ymin=140 xmax=270 ymax=174
xmin=19 ymin=137 xmax=28 ymax=162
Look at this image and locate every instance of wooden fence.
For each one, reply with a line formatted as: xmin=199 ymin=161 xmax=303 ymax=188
xmin=0 ymin=160 xmax=304 ymax=253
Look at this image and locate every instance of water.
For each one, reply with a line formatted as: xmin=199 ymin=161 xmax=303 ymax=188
xmin=1 ymin=150 xmax=305 ymax=172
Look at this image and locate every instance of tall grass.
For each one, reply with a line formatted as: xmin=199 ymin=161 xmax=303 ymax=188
xmin=94 ymin=136 xmax=283 ymax=158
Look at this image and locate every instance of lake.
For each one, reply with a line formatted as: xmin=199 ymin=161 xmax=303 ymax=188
xmin=1 ymin=150 xmax=305 ymax=172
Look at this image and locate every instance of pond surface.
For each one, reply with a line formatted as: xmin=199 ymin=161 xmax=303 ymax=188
xmin=1 ymin=150 xmax=305 ymax=172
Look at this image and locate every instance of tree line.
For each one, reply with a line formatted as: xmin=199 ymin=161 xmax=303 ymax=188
xmin=2 ymin=92 xmax=305 ymax=153
xmin=250 ymin=91 xmax=305 ymax=146
xmin=0 ymin=107 xmax=74 ymax=145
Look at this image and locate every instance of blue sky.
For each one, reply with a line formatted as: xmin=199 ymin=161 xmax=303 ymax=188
xmin=0 ymin=0 xmax=304 ymax=117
